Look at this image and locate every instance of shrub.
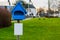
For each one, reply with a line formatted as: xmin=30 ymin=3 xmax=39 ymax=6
xmin=0 ymin=8 xmax=11 ymax=28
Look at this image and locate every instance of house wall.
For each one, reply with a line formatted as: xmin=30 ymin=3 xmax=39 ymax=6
xmin=27 ymin=8 xmax=37 ymax=16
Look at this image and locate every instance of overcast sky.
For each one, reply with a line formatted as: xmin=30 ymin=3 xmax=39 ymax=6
xmin=0 ymin=0 xmax=48 ymax=8
xmin=24 ymin=0 xmax=48 ymax=8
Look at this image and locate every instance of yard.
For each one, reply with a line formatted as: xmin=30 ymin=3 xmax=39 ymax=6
xmin=0 ymin=18 xmax=60 ymax=40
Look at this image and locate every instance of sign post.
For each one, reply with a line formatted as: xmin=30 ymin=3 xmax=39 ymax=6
xmin=17 ymin=20 xmax=21 ymax=40
xmin=17 ymin=35 xmax=20 ymax=40
xmin=17 ymin=20 xmax=20 ymax=40
xmin=14 ymin=20 xmax=23 ymax=40
xmin=11 ymin=2 xmax=27 ymax=40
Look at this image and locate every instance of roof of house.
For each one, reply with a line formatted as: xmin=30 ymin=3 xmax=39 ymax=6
xmin=25 ymin=4 xmax=35 ymax=8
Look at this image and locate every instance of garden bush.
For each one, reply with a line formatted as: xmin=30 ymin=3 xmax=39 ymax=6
xmin=0 ymin=8 xmax=11 ymax=28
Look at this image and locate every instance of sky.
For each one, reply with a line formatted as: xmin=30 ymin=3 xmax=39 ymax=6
xmin=0 ymin=0 xmax=8 ymax=2
xmin=0 ymin=0 xmax=48 ymax=8
xmin=24 ymin=0 xmax=48 ymax=9
xmin=0 ymin=0 xmax=17 ymax=6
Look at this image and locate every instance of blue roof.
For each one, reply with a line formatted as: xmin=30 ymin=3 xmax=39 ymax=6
xmin=12 ymin=2 xmax=27 ymax=14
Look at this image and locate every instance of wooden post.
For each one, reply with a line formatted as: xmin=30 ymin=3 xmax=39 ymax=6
xmin=17 ymin=20 xmax=20 ymax=40
xmin=17 ymin=20 xmax=20 ymax=23
xmin=17 ymin=35 xmax=20 ymax=40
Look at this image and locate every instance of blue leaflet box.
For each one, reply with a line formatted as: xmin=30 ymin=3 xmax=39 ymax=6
xmin=11 ymin=2 xmax=27 ymax=20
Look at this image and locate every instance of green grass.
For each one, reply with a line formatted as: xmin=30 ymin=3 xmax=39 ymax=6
xmin=0 ymin=18 xmax=60 ymax=40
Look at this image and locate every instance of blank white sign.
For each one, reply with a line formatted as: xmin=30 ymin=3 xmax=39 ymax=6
xmin=14 ymin=23 xmax=23 ymax=35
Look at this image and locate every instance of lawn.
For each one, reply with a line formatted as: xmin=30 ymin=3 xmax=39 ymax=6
xmin=0 ymin=18 xmax=60 ymax=40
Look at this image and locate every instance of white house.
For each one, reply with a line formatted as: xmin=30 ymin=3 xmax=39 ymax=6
xmin=26 ymin=4 xmax=37 ymax=16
